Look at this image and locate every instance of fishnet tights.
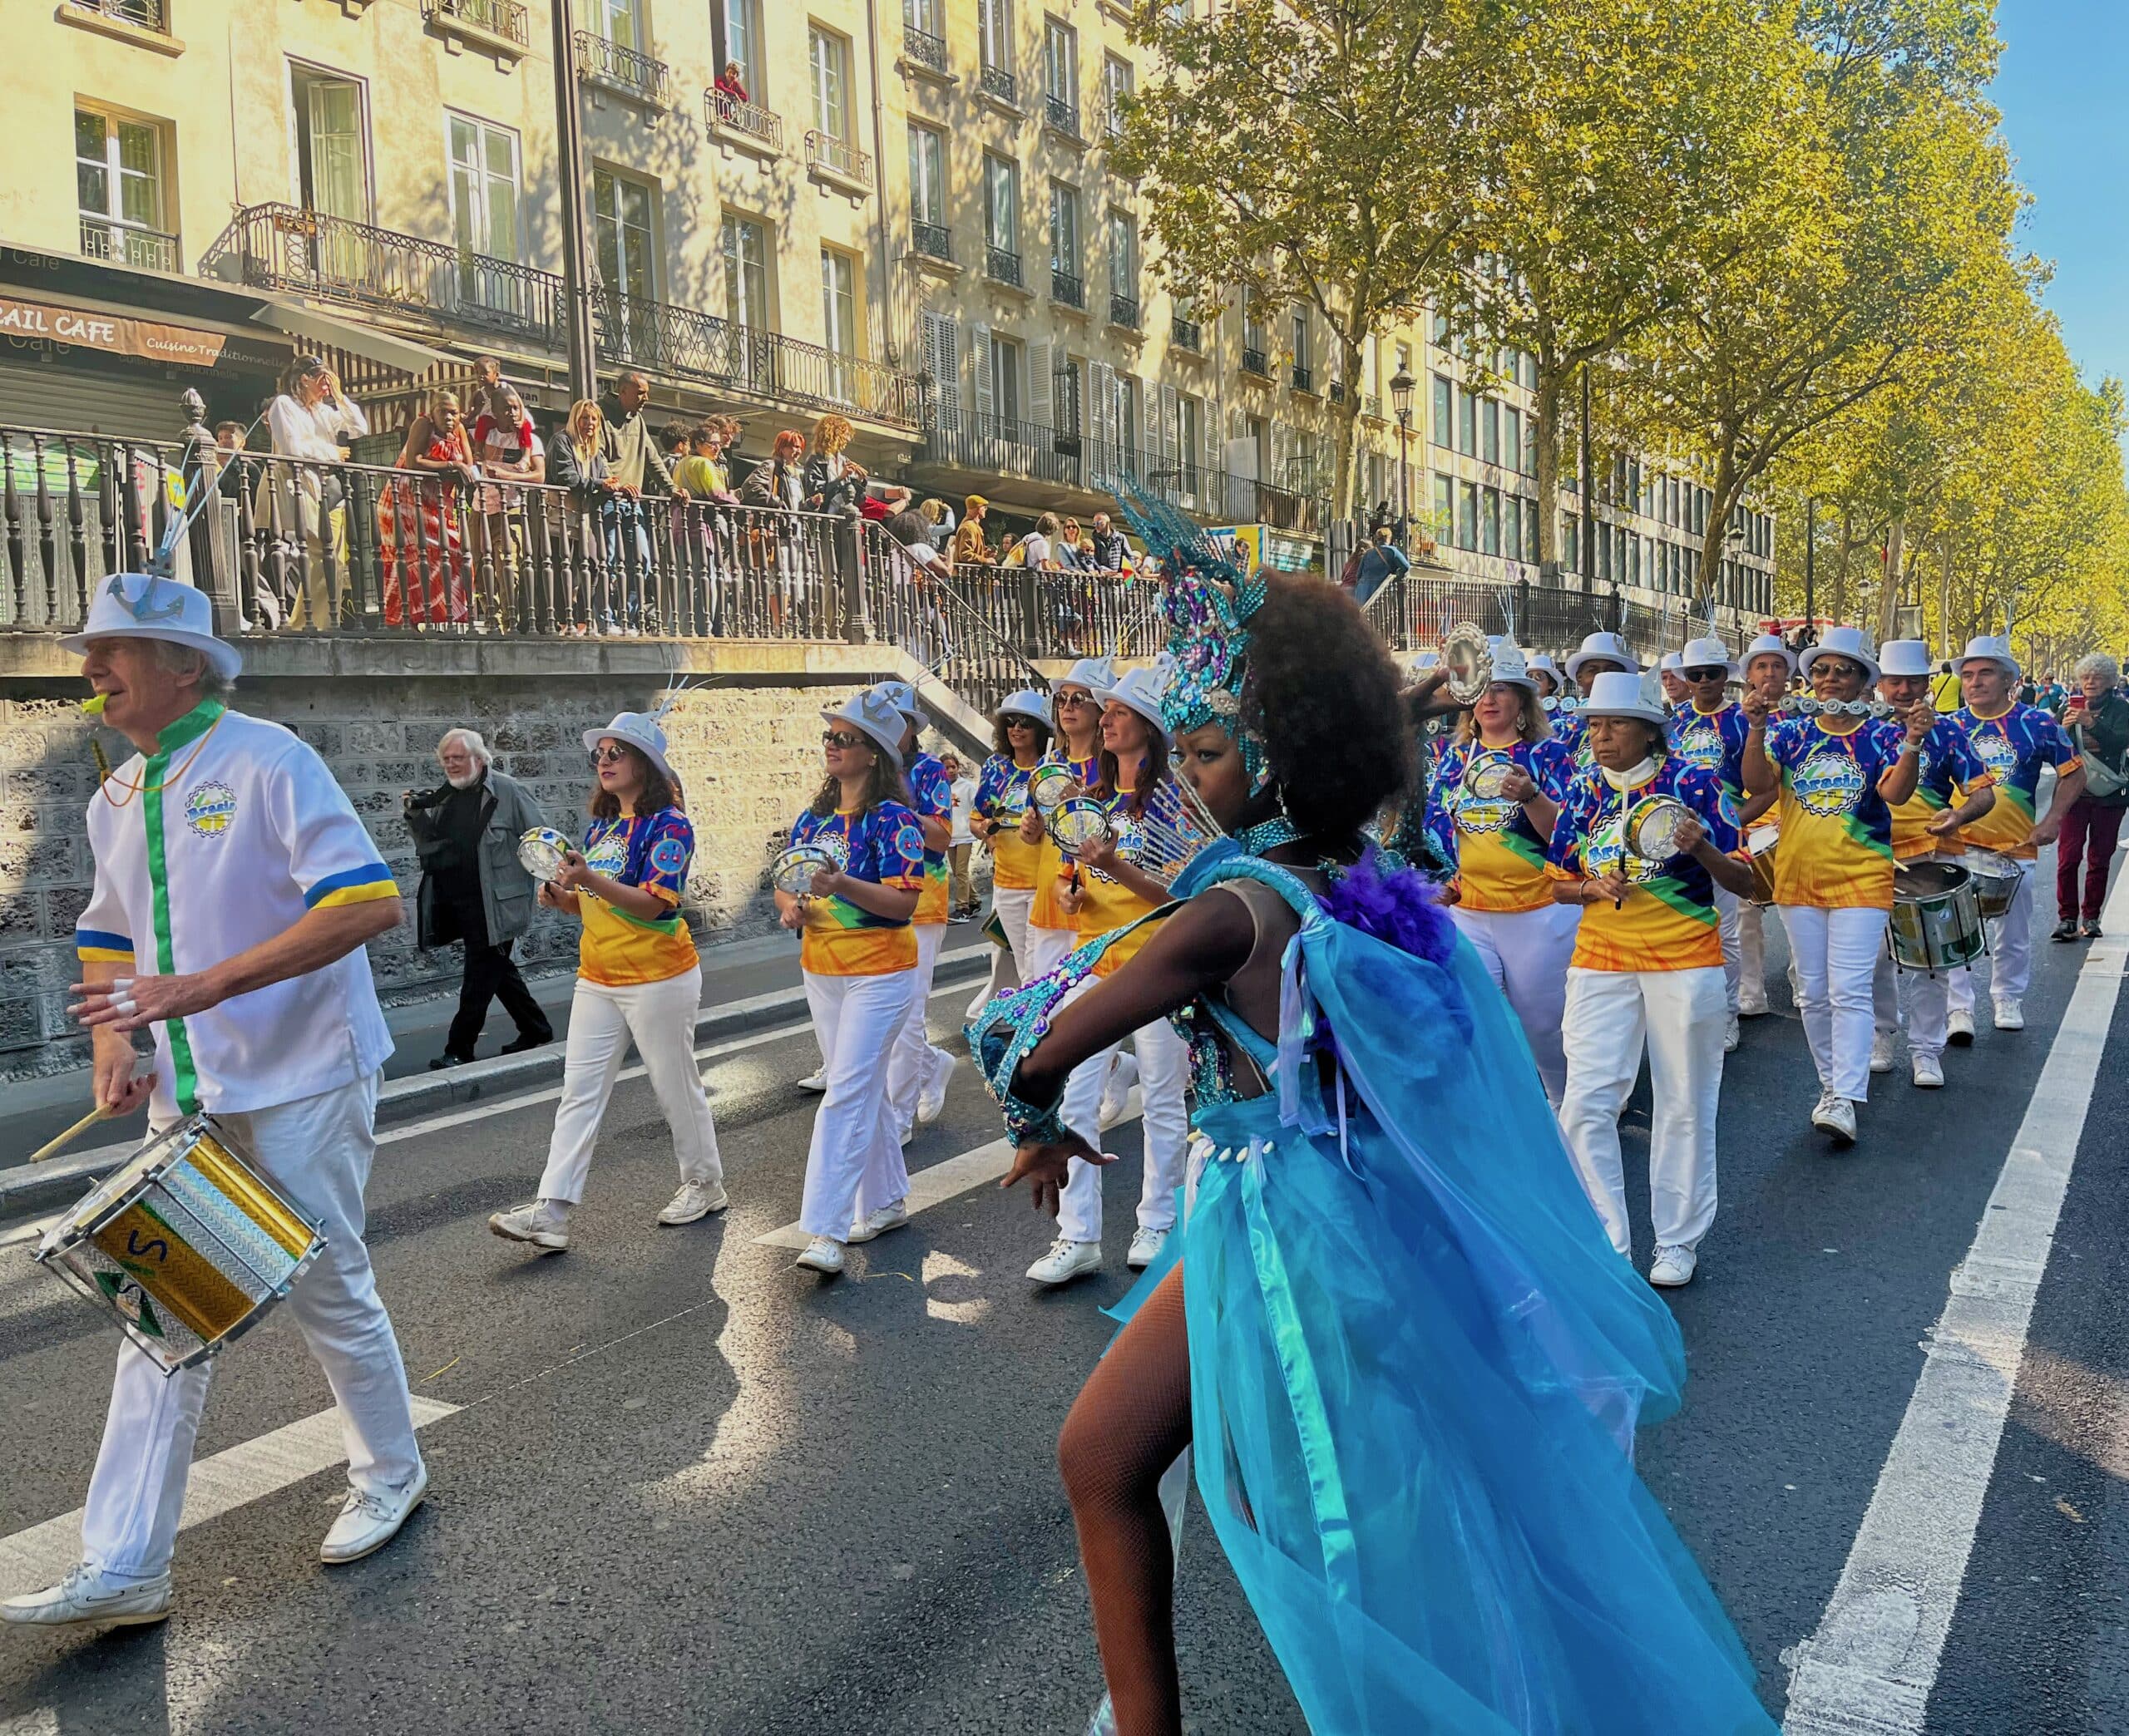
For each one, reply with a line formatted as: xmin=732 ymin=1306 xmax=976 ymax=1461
xmin=1058 ymin=1263 xmax=1193 ymax=1736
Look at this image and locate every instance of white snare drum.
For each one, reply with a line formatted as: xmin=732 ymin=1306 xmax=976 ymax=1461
xmin=1746 ymin=826 xmax=1778 ymax=907
xmin=1963 ymin=849 xmax=2024 ymax=920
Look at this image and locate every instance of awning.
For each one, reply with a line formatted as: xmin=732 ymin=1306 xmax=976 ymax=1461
xmin=250 ymin=301 xmax=452 ymax=375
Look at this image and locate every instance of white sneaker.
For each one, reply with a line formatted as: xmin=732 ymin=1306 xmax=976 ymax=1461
xmin=1648 ymin=1244 xmax=1698 ymax=1288
xmin=1026 ymin=1237 xmax=1103 ymax=1286
xmin=1100 ymin=1053 xmax=1139 ymax=1127
xmin=1723 ymin=1013 xmax=1741 ymax=1054
xmin=1993 ymin=998 xmax=2024 ymax=1031
xmin=1811 ymin=1092 xmax=1858 ymax=1145
xmin=1737 ymin=989 xmax=1770 ymax=1018
xmin=1911 ymin=1052 xmax=1944 ymax=1089
xmin=1948 ymin=1008 xmax=1976 ymax=1047
xmin=917 ymin=1048 xmax=953 ymax=1124
xmin=897 ymin=1118 xmax=915 ymax=1147
xmin=796 ymin=1068 xmax=828 ymax=1093
xmin=1870 ymin=1030 xmax=1897 ymax=1074
xmin=795 ymin=1235 xmax=846 ymax=1275
xmin=320 ymin=1464 xmax=428 ymax=1564
xmin=0 ymin=1562 xmax=172 ymax=1628
xmin=1126 ymin=1226 xmax=1168 ymax=1270
xmin=657 ymin=1180 xmax=729 ymax=1226
xmin=847 ymin=1199 xmax=910 ymax=1244
xmin=489 ymin=1198 xmax=570 ymax=1251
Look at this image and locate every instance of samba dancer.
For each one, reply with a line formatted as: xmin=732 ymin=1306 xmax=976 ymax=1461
xmin=966 ymin=688 xmax=1053 ymax=1014
xmin=870 ymin=680 xmax=958 ymax=1141
xmin=1558 ymin=630 xmax=1641 ymax=768
xmin=1423 ymin=640 xmax=1578 ymax=1105
xmin=1026 ymin=666 xmax=1195 ymax=1287
xmin=778 ymin=691 xmax=926 ymax=1277
xmin=977 ymin=575 xmax=1776 ymax=1734
xmin=490 ymin=710 xmax=725 ymax=1253
xmin=1741 ymin=628 xmax=1929 ymax=1145
xmin=1942 ymin=635 xmax=2083 ymax=1036
xmin=1732 ymin=634 xmax=1800 ymax=1017
xmin=1548 ymin=671 xmax=1753 ymax=1287
xmin=1020 ymin=655 xmax=1112 ymax=978
xmin=1871 ymin=641 xmax=1996 ymax=1087
xmin=5 ymin=577 xmax=423 ymax=1630
xmin=1668 ymin=635 xmax=1751 ymax=1052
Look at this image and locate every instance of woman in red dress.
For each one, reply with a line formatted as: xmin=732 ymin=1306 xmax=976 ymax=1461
xmin=378 ymin=387 xmax=479 ymax=626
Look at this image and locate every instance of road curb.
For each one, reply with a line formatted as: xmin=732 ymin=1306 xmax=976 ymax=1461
xmin=0 ymin=943 xmax=995 ymax=1223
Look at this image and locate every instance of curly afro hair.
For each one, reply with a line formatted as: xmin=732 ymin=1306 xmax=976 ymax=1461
xmin=1241 ymin=575 xmax=1410 ymax=840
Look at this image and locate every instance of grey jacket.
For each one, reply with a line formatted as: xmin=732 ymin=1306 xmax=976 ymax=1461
xmin=406 ymin=768 xmax=546 ymax=949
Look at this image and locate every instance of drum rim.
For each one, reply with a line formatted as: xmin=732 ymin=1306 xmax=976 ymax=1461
xmin=1623 ymin=794 xmax=1689 ymax=859
xmin=39 ymin=1112 xmax=216 ymax=1254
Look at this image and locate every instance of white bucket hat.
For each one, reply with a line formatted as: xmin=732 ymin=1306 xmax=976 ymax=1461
xmin=867 ymin=678 xmax=930 ymax=734
xmin=1801 ymin=625 xmax=1880 ymax=683
xmin=1565 ymin=631 xmax=1642 ymax=679
xmin=1091 ymin=664 xmax=1171 ymax=739
xmin=1487 ymin=637 xmax=1538 ymax=693
xmin=1741 ymin=633 xmax=1798 ymax=678
xmin=996 ymin=688 xmax=1051 ymax=726
xmin=584 ymin=711 xmax=678 ymax=786
xmin=1055 ymin=655 xmax=1118 ymax=701
xmin=822 ymin=690 xmax=906 ymax=767
xmin=1959 ymin=634 xmax=2019 ymax=680
xmin=1878 ymin=639 xmax=1934 ymax=679
xmin=60 ymin=571 xmax=242 ymax=683
xmin=1580 ymin=668 xmax=1669 ymax=725
xmin=1679 ymin=636 xmax=1740 ymax=681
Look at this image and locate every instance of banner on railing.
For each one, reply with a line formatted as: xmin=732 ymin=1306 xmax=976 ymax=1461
xmin=0 ymin=294 xmax=228 ymax=368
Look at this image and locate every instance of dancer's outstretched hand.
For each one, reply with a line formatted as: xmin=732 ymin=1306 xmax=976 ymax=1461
xmin=1002 ymin=1132 xmax=1114 ymax=1216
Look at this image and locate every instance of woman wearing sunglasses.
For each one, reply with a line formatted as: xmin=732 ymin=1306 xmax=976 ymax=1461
xmin=968 ymin=688 xmax=1055 ymax=1011
xmin=1020 ymin=656 xmax=1114 ymax=979
xmin=490 ymin=712 xmax=724 ymax=1254
xmin=778 ymin=691 xmax=927 ymax=1277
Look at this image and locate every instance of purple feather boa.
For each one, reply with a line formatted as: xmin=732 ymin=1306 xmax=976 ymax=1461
xmin=1315 ymin=847 xmax=1458 ymax=967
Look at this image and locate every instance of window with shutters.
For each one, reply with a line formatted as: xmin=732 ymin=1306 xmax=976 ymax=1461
xmin=989 ymin=333 xmax=1023 ymax=424
xmin=921 ymin=309 xmax=961 ymax=431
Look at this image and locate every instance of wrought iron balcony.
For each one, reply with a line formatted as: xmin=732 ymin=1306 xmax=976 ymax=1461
xmin=1045 ymin=96 xmax=1080 ymax=136
xmin=78 ymin=216 xmax=179 ymax=274
xmin=1328 ymin=379 xmax=1346 ymax=405
xmin=902 ymin=23 xmax=949 ymax=73
xmin=1170 ymin=315 xmax=1201 ymax=352
xmin=911 ymin=219 xmax=952 ymax=262
xmin=1241 ymin=347 xmax=1271 ymax=377
xmin=1291 ymin=364 xmax=1314 ymax=393
xmin=979 ymin=64 xmax=1019 ymax=106
xmin=1050 ymin=268 xmax=1085 ymax=309
xmin=705 ymin=89 xmax=783 ymax=152
xmin=1109 ymin=293 xmax=1139 ymax=329
xmin=573 ymin=29 xmax=671 ymax=110
xmin=806 ymin=131 xmax=874 ymax=190
xmin=422 ymin=0 xmax=529 ymax=47
xmin=67 ymin=0 xmax=169 ymax=27
xmin=985 ymin=245 xmax=1023 ymax=288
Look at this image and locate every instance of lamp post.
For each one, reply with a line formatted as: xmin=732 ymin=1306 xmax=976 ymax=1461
xmin=1390 ymin=362 xmax=1415 ymax=550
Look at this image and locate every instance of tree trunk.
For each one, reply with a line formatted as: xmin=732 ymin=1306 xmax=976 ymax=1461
xmin=1835 ymin=510 xmax=1853 ymax=624
xmin=1533 ymin=368 xmax=1563 ymax=570
xmin=1877 ymin=513 xmax=1905 ymax=644
xmin=1329 ymin=333 xmax=1366 ymax=521
xmin=1693 ymin=443 xmax=1740 ymax=602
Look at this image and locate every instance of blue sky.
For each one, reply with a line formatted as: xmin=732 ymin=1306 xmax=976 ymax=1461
xmin=1989 ymin=0 xmax=2128 ymax=397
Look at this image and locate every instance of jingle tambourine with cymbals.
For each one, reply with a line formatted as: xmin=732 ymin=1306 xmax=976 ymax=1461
xmin=517 ymin=826 xmax=575 ymax=882
xmin=1027 ymin=764 xmax=1078 ymax=816
xmin=1047 ymin=796 xmax=1113 ymax=854
xmin=1462 ymin=751 xmax=1519 ymax=801
xmin=1544 ymin=693 xmax=1581 ymax=718
xmin=1621 ymin=794 xmax=1695 ymax=863
xmin=769 ymin=831 xmax=849 ymax=896
xmin=1440 ymin=621 xmax=1494 ymax=706
xmin=1777 ymin=697 xmax=1898 ymax=720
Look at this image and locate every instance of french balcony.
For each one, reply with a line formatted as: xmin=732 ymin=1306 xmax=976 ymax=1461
xmin=911 ymin=219 xmax=953 ymax=263
xmin=1327 ymin=379 xmax=1346 ymax=405
xmin=985 ymin=244 xmax=1024 ymax=289
xmin=422 ymin=0 xmax=530 ymax=53
xmin=573 ymin=29 xmax=671 ymax=112
xmin=979 ymin=64 xmax=1019 ymax=106
xmin=1109 ymin=292 xmax=1139 ymax=330
xmin=805 ymin=131 xmax=874 ymax=195
xmin=1170 ymin=314 xmax=1202 ymax=352
xmin=705 ymin=89 xmax=784 ymax=155
xmin=1045 ymin=95 xmax=1081 ymax=137
xmin=79 ymin=216 xmax=180 ymax=274
xmin=1291 ymin=363 xmax=1314 ymax=393
xmin=1363 ymin=393 xmax=1384 ymax=419
xmin=901 ymin=23 xmax=949 ymax=74
xmin=1241 ymin=346 xmax=1271 ymax=378
xmin=67 ymin=0 xmax=169 ymax=27
xmin=1050 ymin=267 xmax=1085 ymax=310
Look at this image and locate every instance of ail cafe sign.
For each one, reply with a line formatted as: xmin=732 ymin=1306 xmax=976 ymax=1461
xmin=0 ymin=292 xmax=228 ymax=368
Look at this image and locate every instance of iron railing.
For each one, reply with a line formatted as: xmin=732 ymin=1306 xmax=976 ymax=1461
xmin=78 ymin=217 xmax=179 ymax=274
xmin=1170 ymin=315 xmax=1201 ymax=352
xmin=573 ymin=30 xmax=672 ymax=109
xmin=1109 ymin=293 xmax=1139 ymax=329
xmin=858 ymin=531 xmax=1051 ymax=723
xmin=980 ymin=64 xmax=1018 ymax=105
xmin=422 ymin=0 xmax=529 ymax=46
xmin=67 ymin=0 xmax=168 ymax=27
xmin=706 ymin=90 xmax=783 ymax=151
xmin=806 ymin=131 xmax=874 ymax=189
xmin=1050 ymin=268 xmax=1084 ymax=309
xmin=1241 ymin=347 xmax=1271 ymax=377
xmin=911 ymin=220 xmax=952 ymax=262
xmin=903 ymin=556 xmax=1163 ymax=678
xmin=1328 ymin=380 xmax=1346 ymax=405
xmin=1291 ymin=365 xmax=1314 ymax=393
xmin=985 ymin=244 xmax=1023 ymax=288
xmin=1045 ymin=96 xmax=1080 ymax=136
xmin=901 ymin=23 xmax=949 ymax=73
xmin=1363 ymin=394 xmax=1384 ymax=419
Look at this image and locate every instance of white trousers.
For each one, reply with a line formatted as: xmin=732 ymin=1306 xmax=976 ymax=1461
xmin=887 ymin=921 xmax=953 ymax=1128
xmin=800 ymin=968 xmax=916 ymax=1237
xmin=1714 ymin=884 xmax=1741 ymax=1015
xmin=1873 ymin=945 xmax=1951 ymax=1060
xmin=1948 ymin=868 xmax=2035 ymax=1011
xmin=1737 ymin=899 xmax=1801 ymax=1011
xmin=537 ymin=968 xmax=722 ymax=1204
xmin=976 ymin=885 xmax=1038 ymax=1013
xmin=1782 ymin=905 xmax=1890 ymax=1103
xmin=82 ymin=1072 xmax=422 ymax=1580
xmin=1558 ymin=966 xmax=1726 ymax=1256
xmin=1053 ymin=980 xmax=1192 ymax=1244
xmin=1024 ymin=920 xmax=1077 ymax=979
xmin=1450 ymin=903 xmax=1579 ymax=1107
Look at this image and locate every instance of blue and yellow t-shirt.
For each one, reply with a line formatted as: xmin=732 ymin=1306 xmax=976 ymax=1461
xmin=1425 ymin=735 xmax=1573 ymax=914
xmin=788 ymin=801 xmax=926 ymax=976
xmin=1553 ymin=710 xmax=1595 ymax=773
xmin=973 ymin=753 xmax=1042 ymax=890
xmin=1068 ymin=779 xmax=1184 ymax=977
xmin=1545 ymin=757 xmax=1741 ymax=972
xmin=1762 ymin=718 xmax=1904 ymax=908
xmin=1030 ymin=752 xmax=1100 ymax=933
xmin=1950 ymin=703 xmax=2079 ymax=861
xmin=1889 ymin=719 xmax=1992 ymax=861
xmin=1668 ymin=702 xmax=1751 ymax=801
xmin=578 ymin=808 xmax=698 ymax=987
xmin=905 ymin=752 xmax=952 ymax=923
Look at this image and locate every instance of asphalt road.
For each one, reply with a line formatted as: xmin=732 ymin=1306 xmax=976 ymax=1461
xmin=1 ymin=856 xmax=2126 ymax=1734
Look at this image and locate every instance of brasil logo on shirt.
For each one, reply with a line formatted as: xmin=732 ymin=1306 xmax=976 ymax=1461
xmin=1793 ymin=749 xmax=1865 ymax=818
xmin=585 ymin=826 xmax=630 ymax=874
xmin=182 ymin=779 xmax=237 ymax=838
xmin=1676 ymin=721 xmax=1725 ymax=772
xmin=1973 ymin=727 xmax=2019 ymax=786
xmin=1587 ymin=814 xmax=1665 ymax=885
xmin=1453 ymin=787 xmax=1517 ymax=836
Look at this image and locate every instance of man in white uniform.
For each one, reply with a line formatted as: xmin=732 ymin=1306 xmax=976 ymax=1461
xmin=2 ymin=573 xmax=425 ymax=1630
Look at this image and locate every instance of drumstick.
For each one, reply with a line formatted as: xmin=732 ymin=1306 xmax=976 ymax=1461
xmin=27 ymin=1103 xmax=115 ymax=1166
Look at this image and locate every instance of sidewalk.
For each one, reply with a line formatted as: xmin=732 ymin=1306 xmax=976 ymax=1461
xmin=0 ymin=930 xmax=996 ymax=1211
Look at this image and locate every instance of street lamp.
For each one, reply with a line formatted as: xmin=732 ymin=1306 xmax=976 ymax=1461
xmin=1389 ymin=363 xmax=1415 ymax=550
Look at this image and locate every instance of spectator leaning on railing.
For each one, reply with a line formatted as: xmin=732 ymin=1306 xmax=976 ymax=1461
xmin=715 ymin=60 xmax=749 ymax=102
xmin=548 ymin=400 xmax=614 ymax=635
xmin=596 ymin=371 xmax=686 ymax=633
xmin=952 ymin=494 xmax=992 ymax=565
xmin=472 ymin=385 xmax=544 ymax=629
xmin=269 ymin=354 xmax=368 ymax=629
xmin=378 ymin=388 xmax=478 ymax=628
xmin=1089 ymin=510 xmax=1128 ymax=572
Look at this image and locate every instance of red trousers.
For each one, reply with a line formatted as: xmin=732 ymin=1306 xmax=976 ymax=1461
xmin=2056 ymin=797 xmax=2125 ymax=920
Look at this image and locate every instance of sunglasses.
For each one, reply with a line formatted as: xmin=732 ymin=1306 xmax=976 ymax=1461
xmin=822 ymin=729 xmax=869 ymax=749
xmin=1055 ymin=690 xmax=1094 ymax=706
xmin=1683 ymin=666 xmax=1729 ymax=683
xmin=588 ymin=745 xmax=633 ymax=767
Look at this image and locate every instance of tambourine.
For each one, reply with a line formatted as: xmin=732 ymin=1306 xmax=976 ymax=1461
xmin=1028 ymin=764 xmax=1077 ymax=815
xmin=1545 ymin=693 xmax=1581 ymax=717
xmin=517 ymin=826 xmax=574 ymax=881
xmin=1463 ymin=751 xmax=1519 ymax=801
xmin=770 ymin=832 xmax=848 ymax=896
xmin=1621 ymin=795 xmax=1693 ymax=862
xmin=1047 ymin=796 xmax=1112 ymax=853
xmin=1779 ymin=697 xmax=1896 ymax=719
xmin=1440 ymin=621 xmax=1494 ymax=706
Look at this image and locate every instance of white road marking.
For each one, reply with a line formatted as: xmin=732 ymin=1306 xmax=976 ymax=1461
xmin=0 ymin=1398 xmax=458 ymax=1601
xmin=0 ymin=1714 xmax=57 ymax=1736
xmin=1781 ymin=863 xmax=2129 ymax=1733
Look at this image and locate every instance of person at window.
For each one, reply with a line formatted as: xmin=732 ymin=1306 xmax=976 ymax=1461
xmin=952 ymin=494 xmax=992 ymax=566
xmin=376 ymin=388 xmax=477 ymax=629
xmin=548 ymin=399 xmax=614 ymax=636
xmin=715 ymin=60 xmax=750 ymax=104
xmin=471 ymin=385 xmax=543 ymax=631
xmin=2056 ymin=652 xmax=2129 ymax=940
xmin=269 ymin=355 xmax=368 ymax=630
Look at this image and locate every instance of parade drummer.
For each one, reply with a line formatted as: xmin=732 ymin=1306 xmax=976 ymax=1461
xmin=968 ymin=687 xmax=1054 ymax=1012
xmin=868 ymin=680 xmax=958 ymax=1142
xmin=1020 ymin=655 xmax=1113 ymax=979
xmin=1546 ymin=670 xmax=1752 ymax=1288
xmin=1668 ymin=635 xmax=1751 ymax=1051
xmin=489 ymin=708 xmax=726 ymax=1255
xmin=4 ymin=576 xmax=425 ymax=1632
xmin=1423 ymin=639 xmax=1578 ymax=1106
xmin=778 ymin=690 xmax=926 ymax=1277
xmin=1742 ymin=627 xmax=1929 ymax=1147
xmin=1558 ymin=631 xmax=1642 ymax=768
xmin=1731 ymin=633 xmax=1801 ymax=1018
xmin=1868 ymin=640 xmax=1995 ymax=1089
xmin=1942 ymin=634 xmax=2083 ymax=1038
